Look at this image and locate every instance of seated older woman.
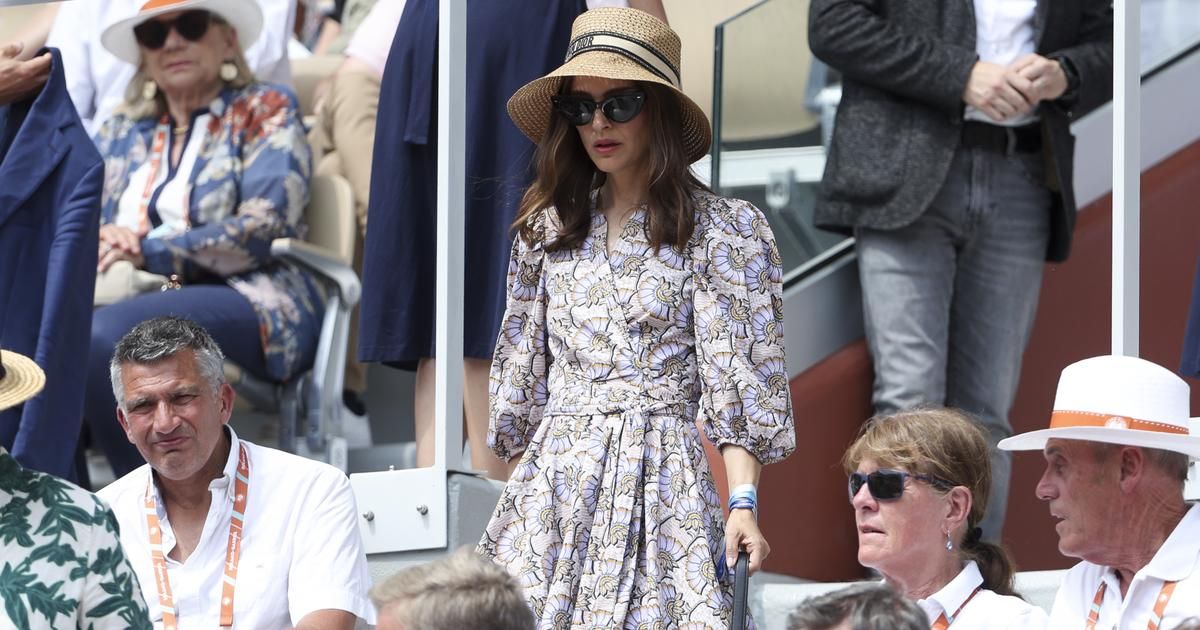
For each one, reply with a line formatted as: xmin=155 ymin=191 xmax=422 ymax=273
xmin=845 ymin=408 xmax=1048 ymax=629
xmin=84 ymin=0 xmax=318 ymax=477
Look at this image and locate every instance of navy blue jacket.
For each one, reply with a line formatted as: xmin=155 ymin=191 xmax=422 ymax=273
xmin=0 ymin=49 xmax=104 ymax=479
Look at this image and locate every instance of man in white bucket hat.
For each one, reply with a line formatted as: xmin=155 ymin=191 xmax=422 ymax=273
xmin=998 ymin=354 xmax=1200 ymax=628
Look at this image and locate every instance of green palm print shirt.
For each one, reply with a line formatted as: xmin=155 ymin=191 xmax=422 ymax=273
xmin=0 ymin=448 xmax=151 ymax=629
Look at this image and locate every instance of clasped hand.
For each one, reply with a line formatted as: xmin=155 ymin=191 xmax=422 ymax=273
xmin=962 ymin=54 xmax=1068 ymax=123
xmin=98 ymin=225 xmax=145 ymax=272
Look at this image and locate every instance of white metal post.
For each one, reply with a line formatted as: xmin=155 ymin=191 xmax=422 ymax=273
xmin=435 ymin=0 xmax=467 ymax=471
xmin=1112 ymin=0 xmax=1140 ymax=356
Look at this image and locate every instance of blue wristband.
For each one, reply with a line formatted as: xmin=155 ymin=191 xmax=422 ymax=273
xmin=728 ymin=497 xmax=757 ymax=512
xmin=728 ymin=484 xmax=758 ymax=513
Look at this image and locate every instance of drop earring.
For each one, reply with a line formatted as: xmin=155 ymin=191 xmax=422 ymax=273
xmin=142 ymin=80 xmax=158 ymax=100
xmin=220 ymin=61 xmax=238 ymax=82
xmin=945 ymin=533 xmax=954 ymax=551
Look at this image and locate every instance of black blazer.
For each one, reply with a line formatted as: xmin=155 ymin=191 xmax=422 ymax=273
xmin=809 ymin=0 xmax=1113 ymax=262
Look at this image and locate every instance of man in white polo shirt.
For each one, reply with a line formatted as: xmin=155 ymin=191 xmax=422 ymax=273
xmin=97 ymin=317 xmax=375 ymax=630
xmin=999 ymin=355 xmax=1200 ymax=629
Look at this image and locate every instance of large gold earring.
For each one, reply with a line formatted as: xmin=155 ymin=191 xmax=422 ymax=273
xmin=219 ymin=61 xmax=238 ymax=82
xmin=142 ymin=80 xmax=158 ymax=100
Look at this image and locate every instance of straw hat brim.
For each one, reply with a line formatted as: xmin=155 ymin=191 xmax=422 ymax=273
xmin=507 ymin=51 xmax=712 ymax=165
xmin=0 ymin=351 xmax=46 ymax=413
xmin=998 ymin=426 xmax=1200 ymax=460
xmin=101 ymin=0 xmax=264 ymax=66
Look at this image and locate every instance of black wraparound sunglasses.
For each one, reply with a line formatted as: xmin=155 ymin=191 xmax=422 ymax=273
xmin=848 ymin=468 xmax=958 ymax=502
xmin=551 ymin=91 xmax=646 ymax=126
xmin=134 ymin=10 xmax=213 ymax=50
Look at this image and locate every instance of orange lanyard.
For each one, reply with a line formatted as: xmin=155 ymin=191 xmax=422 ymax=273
xmin=1085 ymin=579 xmax=1177 ymax=630
xmin=137 ymin=115 xmax=193 ymax=236
xmin=931 ymin=586 xmax=982 ymax=629
xmin=144 ymin=443 xmax=250 ymax=629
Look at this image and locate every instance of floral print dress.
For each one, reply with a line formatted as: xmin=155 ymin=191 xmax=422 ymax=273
xmin=479 ymin=190 xmax=796 ymax=629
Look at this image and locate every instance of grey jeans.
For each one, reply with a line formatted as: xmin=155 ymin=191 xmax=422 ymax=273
xmin=856 ymin=146 xmax=1053 ymax=542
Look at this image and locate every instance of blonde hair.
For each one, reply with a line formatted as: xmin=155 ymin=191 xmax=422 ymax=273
xmin=844 ymin=407 xmax=1019 ymax=597
xmin=371 ymin=547 xmax=534 ymax=630
xmin=118 ymin=15 xmax=256 ymax=120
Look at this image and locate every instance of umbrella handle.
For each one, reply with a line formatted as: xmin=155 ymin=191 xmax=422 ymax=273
xmin=731 ymin=549 xmax=750 ymax=629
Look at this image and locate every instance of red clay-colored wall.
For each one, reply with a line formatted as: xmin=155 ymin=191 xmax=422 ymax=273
xmin=732 ymin=140 xmax=1200 ymax=580
xmin=1005 ymin=140 xmax=1200 ymax=571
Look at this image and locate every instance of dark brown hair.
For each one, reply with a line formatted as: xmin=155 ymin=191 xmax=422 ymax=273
xmin=511 ymin=80 xmax=710 ymax=251
xmin=844 ymin=407 xmax=1019 ymax=598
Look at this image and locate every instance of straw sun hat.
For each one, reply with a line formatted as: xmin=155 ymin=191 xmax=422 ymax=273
xmin=101 ymin=0 xmax=264 ymax=65
xmin=0 ymin=349 xmax=45 ymax=413
xmin=507 ymin=7 xmax=712 ymax=164
xmin=998 ymin=355 xmax=1200 ymax=459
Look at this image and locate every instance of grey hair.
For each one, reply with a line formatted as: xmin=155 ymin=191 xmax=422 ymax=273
xmin=370 ymin=547 xmax=534 ymax=630
xmin=1090 ymin=442 xmax=1192 ymax=484
xmin=109 ymin=317 xmax=226 ymax=409
xmin=118 ymin=14 xmax=257 ymax=120
xmin=787 ymin=583 xmax=929 ymax=630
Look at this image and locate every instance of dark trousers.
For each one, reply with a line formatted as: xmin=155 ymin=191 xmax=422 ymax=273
xmin=85 ymin=285 xmax=266 ymax=479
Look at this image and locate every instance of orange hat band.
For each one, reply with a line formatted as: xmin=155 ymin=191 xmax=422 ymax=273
xmin=1050 ymin=410 xmax=1190 ymax=435
xmin=141 ymin=0 xmax=190 ymax=12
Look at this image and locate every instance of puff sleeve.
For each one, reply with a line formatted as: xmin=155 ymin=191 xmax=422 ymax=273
xmin=693 ymin=198 xmax=796 ymax=465
xmin=487 ymin=231 xmax=550 ymax=462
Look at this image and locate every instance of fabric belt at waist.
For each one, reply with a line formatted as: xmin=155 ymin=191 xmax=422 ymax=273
xmin=545 ymin=399 xmax=693 ymax=418
xmin=960 ymin=121 xmax=1042 ymax=154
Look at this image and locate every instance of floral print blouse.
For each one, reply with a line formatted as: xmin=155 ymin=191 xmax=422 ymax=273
xmin=93 ymin=85 xmax=321 ymax=381
xmin=489 ymin=189 xmax=796 ymax=464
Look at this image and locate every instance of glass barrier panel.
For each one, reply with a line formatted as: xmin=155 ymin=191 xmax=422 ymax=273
xmin=1143 ymin=0 xmax=1200 ymax=72
xmin=713 ymin=0 xmax=848 ymax=285
xmin=712 ymin=0 xmax=1200 ymax=285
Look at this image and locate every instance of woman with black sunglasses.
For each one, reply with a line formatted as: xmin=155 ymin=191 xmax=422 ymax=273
xmin=477 ymin=8 xmax=795 ymax=629
xmin=844 ymin=408 xmax=1048 ymax=629
xmin=82 ymin=0 xmax=320 ymax=480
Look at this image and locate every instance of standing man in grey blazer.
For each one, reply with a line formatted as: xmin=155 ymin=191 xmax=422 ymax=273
xmin=809 ymin=0 xmax=1112 ymax=541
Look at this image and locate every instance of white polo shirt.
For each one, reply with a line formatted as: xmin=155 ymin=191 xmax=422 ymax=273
xmin=97 ymin=428 xmax=376 ymax=629
xmin=1048 ymin=503 xmax=1200 ymax=630
xmin=916 ymin=561 xmax=1049 ymax=629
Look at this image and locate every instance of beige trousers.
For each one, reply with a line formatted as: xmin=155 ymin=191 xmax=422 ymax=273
xmin=309 ymin=69 xmax=381 ymax=395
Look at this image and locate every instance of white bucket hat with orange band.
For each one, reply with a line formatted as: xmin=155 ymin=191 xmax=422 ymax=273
xmin=998 ymin=355 xmax=1200 ymax=458
xmin=101 ymin=0 xmax=264 ymax=65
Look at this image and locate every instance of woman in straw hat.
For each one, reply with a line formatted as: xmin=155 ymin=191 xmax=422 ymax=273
xmin=478 ymin=8 xmax=796 ymax=628
xmin=82 ymin=0 xmax=320 ymax=479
